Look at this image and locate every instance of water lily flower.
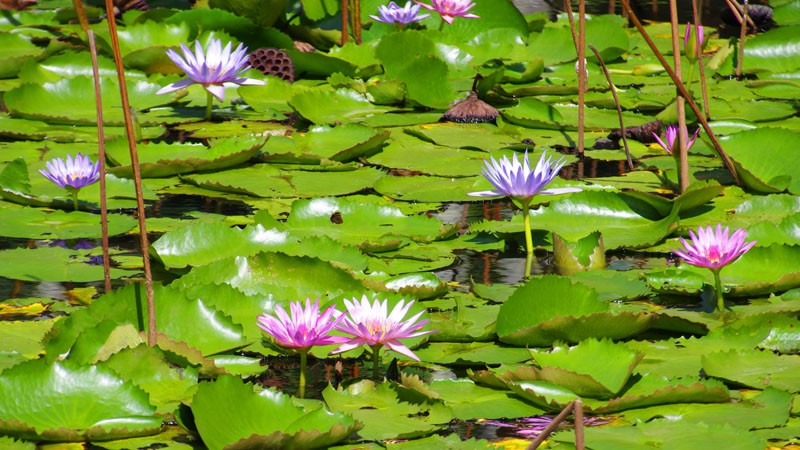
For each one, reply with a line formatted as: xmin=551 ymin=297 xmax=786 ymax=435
xmin=39 ymin=153 xmax=101 ymax=211
xmin=673 ymin=224 xmax=756 ymax=312
xmin=684 ymin=23 xmax=705 ymax=63
xmin=257 ymin=299 xmax=347 ymax=397
xmin=371 ymin=1 xmax=429 ymax=25
xmin=332 ymin=296 xmax=436 ymax=378
xmin=416 ymin=0 xmax=479 ymax=25
xmin=653 ymin=125 xmax=700 ymax=155
xmin=157 ymin=38 xmax=264 ymax=119
xmin=469 ymin=151 xmax=581 ymax=277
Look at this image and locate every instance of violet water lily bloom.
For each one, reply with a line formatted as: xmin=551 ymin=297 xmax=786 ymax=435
xmin=157 ymin=38 xmax=264 ymax=102
xmin=653 ymin=125 xmax=700 ymax=155
xmin=416 ymin=0 xmax=479 ymax=24
xmin=468 ymin=151 xmax=581 ymax=201
xmin=674 ymin=224 xmax=756 ymax=271
xmin=371 ymin=1 xmax=429 ymax=24
xmin=332 ymin=296 xmax=435 ymax=361
xmin=39 ymin=153 xmax=101 ymax=191
xmin=257 ymin=299 xmax=348 ymax=350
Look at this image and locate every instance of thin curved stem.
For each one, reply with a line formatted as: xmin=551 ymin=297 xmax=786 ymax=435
xmin=71 ymin=190 xmax=79 ymax=212
xmin=522 ymin=200 xmax=534 ymax=278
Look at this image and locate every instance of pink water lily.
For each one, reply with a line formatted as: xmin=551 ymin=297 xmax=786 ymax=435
xmin=653 ymin=125 xmax=700 ymax=155
xmin=257 ymin=299 xmax=347 ymax=397
xmin=257 ymin=299 xmax=348 ymax=349
xmin=674 ymin=224 xmax=755 ymax=271
xmin=371 ymin=1 xmax=429 ymax=24
xmin=332 ymin=296 xmax=435 ymax=378
xmin=416 ymin=0 xmax=478 ymax=24
xmin=674 ymin=224 xmax=756 ymax=312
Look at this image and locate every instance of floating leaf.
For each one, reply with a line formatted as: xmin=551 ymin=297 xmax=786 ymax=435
xmin=703 ymin=349 xmax=800 ymax=392
xmin=0 ymin=208 xmax=136 ymax=239
xmin=106 ymin=135 xmax=266 ymax=178
xmin=193 ymin=374 xmax=360 ymax=450
xmin=720 ymin=128 xmax=800 ymax=194
xmin=0 ymin=359 xmax=160 ymax=441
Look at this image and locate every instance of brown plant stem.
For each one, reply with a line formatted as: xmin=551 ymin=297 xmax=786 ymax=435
xmin=619 ymin=0 xmax=741 ymax=186
xmin=104 ymin=0 xmax=157 ymax=345
xmin=88 ymin=31 xmax=112 ymax=293
xmin=574 ymin=399 xmax=585 ymax=450
xmin=577 ymin=0 xmax=586 ymax=154
xmin=669 ymin=0 xmax=690 ymax=193
xmin=691 ymin=0 xmax=711 ymax=120
xmin=72 ymin=0 xmax=111 ymax=292
xmin=723 ymin=0 xmax=756 ymax=29
xmin=341 ymin=0 xmax=348 ymax=45
xmin=353 ymin=0 xmax=361 ymax=44
xmin=562 ymin=0 xmax=586 ymax=154
xmin=735 ymin=0 xmax=749 ymax=79
xmin=526 ymin=400 xmax=577 ymax=449
xmin=588 ymin=44 xmax=633 ymax=170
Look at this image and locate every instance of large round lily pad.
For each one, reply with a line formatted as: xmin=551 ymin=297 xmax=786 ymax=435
xmin=0 ymin=359 xmax=160 ymax=441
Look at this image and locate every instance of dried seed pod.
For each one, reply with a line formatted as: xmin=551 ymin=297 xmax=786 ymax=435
xmin=248 ymin=48 xmax=295 ymax=83
xmin=442 ymin=91 xmax=499 ymax=124
xmin=608 ymin=120 xmax=662 ymax=143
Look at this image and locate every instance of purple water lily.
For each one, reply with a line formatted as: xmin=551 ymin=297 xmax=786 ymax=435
xmin=371 ymin=1 xmax=429 ymax=25
xmin=157 ymin=38 xmax=264 ymax=119
xmin=39 ymin=153 xmax=101 ymax=211
xmin=469 ymin=151 xmax=581 ymax=277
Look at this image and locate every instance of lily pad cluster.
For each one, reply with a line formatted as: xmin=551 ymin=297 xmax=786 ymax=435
xmin=0 ymin=0 xmax=799 ymax=448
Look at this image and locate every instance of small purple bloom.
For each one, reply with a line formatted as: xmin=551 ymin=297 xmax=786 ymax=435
xmin=371 ymin=1 xmax=430 ymax=24
xmin=653 ymin=125 xmax=700 ymax=155
xmin=39 ymin=153 xmax=101 ymax=191
xmin=468 ymin=151 xmax=581 ymax=201
xmin=257 ymin=299 xmax=348 ymax=350
xmin=674 ymin=224 xmax=756 ymax=271
xmin=332 ymin=296 xmax=435 ymax=361
xmin=416 ymin=0 xmax=479 ymax=24
xmin=157 ymin=38 xmax=264 ymax=102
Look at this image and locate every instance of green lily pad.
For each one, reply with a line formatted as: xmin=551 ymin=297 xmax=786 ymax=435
xmin=703 ymin=349 xmax=800 ymax=392
xmin=289 ymin=87 xmax=394 ymax=125
xmin=0 ymin=208 xmax=136 ymax=239
xmin=260 ymin=124 xmax=389 ymax=163
xmin=193 ymin=374 xmax=360 ymax=450
xmin=0 ymin=319 xmax=55 ymax=372
xmin=173 ymin=251 xmax=365 ymax=299
xmin=4 ymin=77 xmax=169 ymax=125
xmin=182 ymin=165 xmax=385 ymax=198
xmin=555 ymin=420 xmax=763 ymax=450
xmin=720 ymin=128 xmax=800 ymax=194
xmin=529 ymin=339 xmax=643 ymax=398
xmin=99 ymin=344 xmax=199 ymax=414
xmin=153 ymin=221 xmax=367 ymax=271
xmin=106 ymin=135 xmax=266 ymax=178
xmin=0 ymin=359 xmax=160 ymax=441
xmin=743 ymin=26 xmax=800 ymax=73
xmin=414 ymin=342 xmax=531 ymax=365
xmin=0 ymin=246 xmax=134 ymax=282
xmin=45 ymin=283 xmax=247 ymax=360
xmin=421 ymin=378 xmax=544 ymax=421
xmin=0 ymin=32 xmax=42 ymax=78
xmin=323 ymin=380 xmax=453 ymax=441
xmin=284 ymin=197 xmax=457 ymax=247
